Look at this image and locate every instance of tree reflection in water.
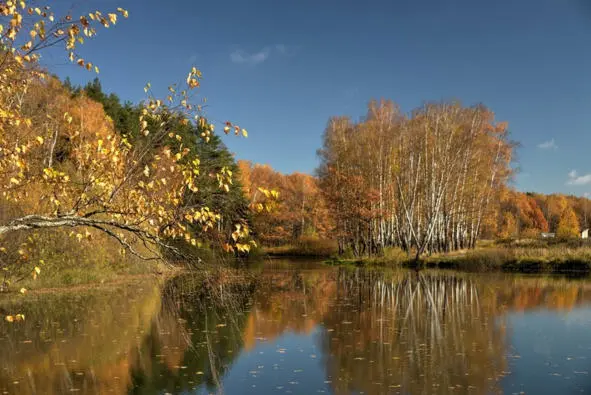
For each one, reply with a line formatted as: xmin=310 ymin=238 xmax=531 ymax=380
xmin=322 ymin=270 xmax=507 ymax=394
xmin=0 ymin=265 xmax=590 ymax=394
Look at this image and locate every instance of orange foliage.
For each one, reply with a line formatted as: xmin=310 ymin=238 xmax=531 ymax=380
xmin=237 ymin=160 xmax=333 ymax=245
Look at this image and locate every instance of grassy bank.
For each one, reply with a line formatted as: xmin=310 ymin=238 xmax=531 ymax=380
xmin=263 ymin=237 xmax=338 ymax=258
xmin=13 ymin=260 xmax=175 ymax=291
xmin=325 ymin=241 xmax=591 ymax=274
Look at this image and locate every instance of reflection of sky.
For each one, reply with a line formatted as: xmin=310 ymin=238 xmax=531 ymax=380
xmin=196 ymin=327 xmax=332 ymax=394
xmin=502 ymin=307 xmax=591 ymax=394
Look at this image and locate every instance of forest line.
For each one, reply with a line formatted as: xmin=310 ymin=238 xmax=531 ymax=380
xmin=241 ymin=101 xmax=587 ymax=259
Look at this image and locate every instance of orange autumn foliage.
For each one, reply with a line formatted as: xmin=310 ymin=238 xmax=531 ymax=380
xmin=237 ymin=160 xmax=333 ymax=246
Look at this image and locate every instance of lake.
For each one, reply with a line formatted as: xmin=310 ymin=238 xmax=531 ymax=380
xmin=1 ymin=260 xmax=591 ymax=394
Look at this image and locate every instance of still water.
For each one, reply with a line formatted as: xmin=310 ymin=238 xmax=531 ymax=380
xmin=1 ymin=260 xmax=591 ymax=394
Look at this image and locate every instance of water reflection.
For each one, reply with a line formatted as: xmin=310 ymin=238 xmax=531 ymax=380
xmin=0 ymin=264 xmax=590 ymax=394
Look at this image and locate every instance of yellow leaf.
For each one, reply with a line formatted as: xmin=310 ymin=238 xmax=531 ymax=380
xmin=19 ymin=288 xmax=26 ymax=294
xmin=5 ymin=315 xmax=14 ymax=323
xmin=241 ymin=129 xmax=248 ymax=137
xmin=34 ymin=266 xmax=41 ymax=274
xmin=36 ymin=136 xmax=44 ymax=144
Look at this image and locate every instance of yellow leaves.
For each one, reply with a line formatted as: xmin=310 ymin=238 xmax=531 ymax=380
xmin=19 ymin=288 xmax=26 ymax=294
xmin=64 ymin=112 xmax=73 ymax=124
xmin=117 ymin=7 xmax=129 ymax=18
xmin=144 ymin=82 xmax=151 ymax=93
xmin=36 ymin=136 xmax=44 ymax=145
xmin=4 ymin=314 xmax=24 ymax=323
xmin=32 ymin=266 xmax=40 ymax=280
xmin=9 ymin=177 xmax=20 ymax=185
xmin=186 ymin=66 xmax=201 ymax=89
xmin=108 ymin=13 xmax=117 ymax=25
xmin=99 ymin=16 xmax=110 ymax=28
xmin=143 ymin=165 xmax=150 ymax=177
xmin=7 ymin=27 xmax=17 ymax=40
xmin=258 ymin=187 xmax=271 ymax=198
xmin=235 ymin=243 xmax=251 ymax=253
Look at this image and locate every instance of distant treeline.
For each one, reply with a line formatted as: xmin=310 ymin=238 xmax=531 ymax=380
xmin=237 ymin=100 xmax=589 ymax=259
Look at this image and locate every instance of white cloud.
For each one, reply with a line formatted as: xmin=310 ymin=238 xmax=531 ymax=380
xmin=569 ymin=169 xmax=578 ymax=178
xmin=567 ymin=170 xmax=591 ymax=186
xmin=537 ymin=139 xmax=558 ymax=150
xmin=275 ymin=44 xmax=287 ymax=54
xmin=230 ymin=48 xmax=271 ymax=65
xmin=230 ymin=45 xmax=293 ymax=65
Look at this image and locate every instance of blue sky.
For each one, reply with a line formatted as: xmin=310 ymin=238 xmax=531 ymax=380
xmin=46 ymin=0 xmax=591 ymax=195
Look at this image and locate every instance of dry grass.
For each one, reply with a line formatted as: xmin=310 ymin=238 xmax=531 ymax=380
xmin=427 ymin=243 xmax=591 ymax=273
xmin=1 ymin=228 xmax=165 ymax=291
xmin=264 ymin=236 xmax=338 ymax=257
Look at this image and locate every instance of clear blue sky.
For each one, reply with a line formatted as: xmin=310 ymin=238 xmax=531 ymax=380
xmin=47 ymin=0 xmax=591 ymax=195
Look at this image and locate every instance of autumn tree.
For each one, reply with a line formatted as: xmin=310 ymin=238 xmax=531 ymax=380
xmin=0 ymin=1 xmax=272 ymax=296
xmin=238 ymin=161 xmax=332 ymax=246
xmin=318 ymin=100 xmax=513 ymax=258
xmin=496 ymin=191 xmax=549 ymax=239
xmin=556 ymin=206 xmax=580 ymax=239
